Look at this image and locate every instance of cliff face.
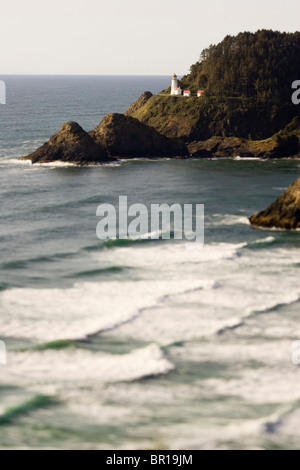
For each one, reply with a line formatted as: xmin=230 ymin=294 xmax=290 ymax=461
xmin=90 ymin=113 xmax=188 ymax=158
xmin=124 ymin=91 xmax=153 ymax=117
xmin=126 ymin=30 xmax=300 ymax=144
xmin=21 ymin=122 xmax=110 ymax=165
xmin=249 ymin=178 xmax=300 ymax=229
xmin=126 ymin=93 xmax=300 ymax=143
xmin=125 ymin=94 xmax=200 ymax=141
xmin=126 ymin=93 xmax=300 ymax=158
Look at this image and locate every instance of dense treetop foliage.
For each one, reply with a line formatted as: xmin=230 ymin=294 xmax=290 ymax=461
xmin=181 ymin=30 xmax=300 ymax=103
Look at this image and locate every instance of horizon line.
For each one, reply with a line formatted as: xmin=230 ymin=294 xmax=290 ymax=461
xmin=0 ymin=73 xmax=185 ymax=77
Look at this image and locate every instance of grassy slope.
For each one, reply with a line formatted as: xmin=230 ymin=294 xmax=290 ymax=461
xmin=128 ymin=92 xmax=300 ymax=157
xmin=130 ymin=93 xmax=202 ymax=140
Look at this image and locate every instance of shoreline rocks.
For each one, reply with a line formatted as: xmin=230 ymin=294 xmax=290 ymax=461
xmin=19 ymin=92 xmax=300 ymax=165
xmin=21 ymin=121 xmax=110 ymax=165
xmin=126 ymin=93 xmax=300 ymax=159
xmin=187 ymin=137 xmax=272 ymax=159
xmin=21 ymin=111 xmax=188 ymax=165
xmin=90 ymin=113 xmax=188 ymax=158
xmin=249 ymin=178 xmax=300 ymax=229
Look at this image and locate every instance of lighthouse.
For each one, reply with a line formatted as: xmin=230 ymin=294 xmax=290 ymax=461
xmin=170 ymin=74 xmax=182 ymax=96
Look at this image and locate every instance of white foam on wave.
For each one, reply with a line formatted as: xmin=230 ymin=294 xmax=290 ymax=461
xmin=0 ymin=273 xmax=210 ymax=342
xmin=253 ymin=236 xmax=276 ymax=244
xmin=91 ymin=241 xmax=300 ymax=342
xmin=33 ymin=161 xmax=77 ymax=168
xmin=173 ymin=338 xmax=300 ymax=406
xmin=270 ymin=406 xmax=300 ymax=439
xmin=33 ymin=161 xmax=122 ymax=168
xmin=98 ymin=241 xmax=247 ymax=267
xmin=203 ymin=367 xmax=300 ymax=405
xmin=0 ymin=241 xmax=247 ymax=346
xmin=208 ymin=214 xmax=250 ymax=227
xmin=0 ymin=158 xmax=32 ymax=166
xmin=234 ymin=156 xmax=262 ymax=161
xmin=165 ymin=408 xmax=293 ymax=450
xmin=3 ymin=239 xmax=298 ymax=345
xmin=2 ymin=237 xmax=300 ymax=349
xmin=0 ymin=159 xmax=123 ymax=169
xmin=1 ymin=344 xmax=174 ymax=387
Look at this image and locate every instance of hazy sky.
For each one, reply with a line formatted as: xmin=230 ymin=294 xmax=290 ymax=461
xmin=1 ymin=0 xmax=300 ymax=75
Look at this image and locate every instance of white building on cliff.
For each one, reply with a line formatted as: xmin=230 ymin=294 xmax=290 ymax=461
xmin=170 ymin=74 xmax=182 ymax=96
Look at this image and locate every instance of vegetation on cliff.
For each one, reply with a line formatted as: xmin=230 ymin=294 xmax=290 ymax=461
xmin=127 ymin=30 xmax=300 ymax=148
xmin=127 ymin=93 xmax=299 ymax=142
xmin=181 ymin=30 xmax=300 ymax=103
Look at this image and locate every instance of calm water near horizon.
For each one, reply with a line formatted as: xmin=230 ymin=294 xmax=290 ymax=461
xmin=0 ymin=76 xmax=300 ymax=450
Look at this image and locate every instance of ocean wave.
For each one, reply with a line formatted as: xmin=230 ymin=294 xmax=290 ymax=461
xmin=70 ymin=266 xmax=131 ymax=278
xmin=0 ymin=139 xmax=45 ymax=160
xmin=217 ymin=293 xmax=300 ymax=336
xmin=1 ymin=252 xmax=76 ymax=270
xmin=0 ymin=395 xmax=56 ymax=426
xmin=203 ymin=366 xmax=300 ymax=405
xmin=2 ymin=239 xmax=299 ymax=346
xmin=93 ymin=240 xmax=300 ymax=343
xmin=1 ymin=344 xmax=175 ymax=387
xmin=0 ymin=158 xmax=32 ymax=166
xmin=168 ymin=407 xmax=296 ymax=450
xmin=0 ymin=276 xmax=208 ymax=342
xmin=0 ymin=156 xmax=121 ymax=169
xmin=83 ymin=236 xmax=162 ymax=252
xmin=207 ymin=214 xmax=250 ymax=227
xmin=234 ymin=156 xmax=263 ymax=161
xmin=33 ymin=161 xmax=78 ymax=168
xmin=265 ymin=403 xmax=300 ymax=439
xmin=250 ymin=236 xmax=276 ymax=246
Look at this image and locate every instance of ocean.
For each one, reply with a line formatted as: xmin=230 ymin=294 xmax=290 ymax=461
xmin=0 ymin=75 xmax=300 ymax=450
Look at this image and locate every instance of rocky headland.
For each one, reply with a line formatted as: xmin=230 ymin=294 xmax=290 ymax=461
xmin=126 ymin=94 xmax=300 ymax=160
xmin=21 ymin=30 xmax=300 ymax=164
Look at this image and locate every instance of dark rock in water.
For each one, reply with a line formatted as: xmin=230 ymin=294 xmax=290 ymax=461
xmin=90 ymin=113 xmax=188 ymax=158
xmin=249 ymin=178 xmax=300 ymax=229
xmin=125 ymin=91 xmax=153 ymax=117
xmin=188 ymin=137 xmax=272 ymax=159
xmin=21 ymin=121 xmax=110 ymax=165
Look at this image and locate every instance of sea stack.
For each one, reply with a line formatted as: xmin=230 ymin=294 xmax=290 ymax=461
xmin=249 ymin=177 xmax=300 ymax=229
xmin=90 ymin=113 xmax=188 ymax=158
xmin=21 ymin=121 xmax=110 ymax=165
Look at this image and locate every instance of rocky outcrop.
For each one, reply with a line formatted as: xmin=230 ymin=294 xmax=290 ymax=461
xmin=90 ymin=113 xmax=188 ymax=158
xmin=126 ymin=91 xmax=300 ymax=157
xmin=21 ymin=122 xmax=110 ymax=165
xmin=188 ymin=137 xmax=276 ymax=159
xmin=188 ymin=126 xmax=300 ymax=159
xmin=125 ymin=93 xmax=200 ymax=140
xmin=249 ymin=178 xmax=300 ymax=229
xmin=125 ymin=91 xmax=153 ymax=117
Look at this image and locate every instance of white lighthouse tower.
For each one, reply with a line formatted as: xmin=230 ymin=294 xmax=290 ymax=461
xmin=170 ymin=74 xmax=182 ymax=96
